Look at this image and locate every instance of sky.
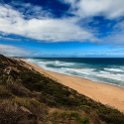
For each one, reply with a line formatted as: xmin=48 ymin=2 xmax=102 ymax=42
xmin=0 ymin=0 xmax=124 ymax=57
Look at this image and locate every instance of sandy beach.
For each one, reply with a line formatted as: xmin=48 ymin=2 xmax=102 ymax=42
xmin=25 ymin=61 xmax=124 ymax=112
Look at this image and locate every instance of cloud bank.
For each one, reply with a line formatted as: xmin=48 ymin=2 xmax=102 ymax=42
xmin=63 ymin=0 xmax=124 ymax=18
xmin=0 ymin=44 xmax=30 ymax=56
xmin=0 ymin=4 xmax=96 ymax=42
xmin=0 ymin=0 xmax=124 ymax=43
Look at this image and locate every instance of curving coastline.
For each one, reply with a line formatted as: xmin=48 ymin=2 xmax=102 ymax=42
xmin=26 ymin=60 xmax=124 ymax=112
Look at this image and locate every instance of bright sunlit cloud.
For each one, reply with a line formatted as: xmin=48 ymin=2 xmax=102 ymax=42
xmin=0 ymin=0 xmax=124 ymax=57
xmin=0 ymin=4 xmax=97 ymax=42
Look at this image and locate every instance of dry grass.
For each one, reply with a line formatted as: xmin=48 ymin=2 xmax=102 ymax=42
xmin=0 ymin=55 xmax=124 ymax=124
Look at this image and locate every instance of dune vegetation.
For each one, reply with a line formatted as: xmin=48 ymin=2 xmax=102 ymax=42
xmin=0 ymin=54 xmax=124 ymax=124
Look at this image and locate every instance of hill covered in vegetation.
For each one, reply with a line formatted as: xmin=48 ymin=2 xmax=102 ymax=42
xmin=0 ymin=54 xmax=124 ymax=124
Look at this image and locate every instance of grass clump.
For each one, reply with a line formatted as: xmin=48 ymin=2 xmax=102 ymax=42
xmin=0 ymin=85 xmax=12 ymax=99
xmin=49 ymin=111 xmax=90 ymax=124
xmin=0 ymin=55 xmax=124 ymax=124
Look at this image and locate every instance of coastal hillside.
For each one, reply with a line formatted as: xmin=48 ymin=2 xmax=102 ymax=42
xmin=0 ymin=55 xmax=124 ymax=124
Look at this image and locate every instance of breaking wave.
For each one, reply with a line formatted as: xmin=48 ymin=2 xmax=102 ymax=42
xmin=26 ymin=58 xmax=124 ymax=87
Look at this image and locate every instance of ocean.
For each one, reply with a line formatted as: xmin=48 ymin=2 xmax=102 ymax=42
xmin=26 ymin=58 xmax=124 ymax=87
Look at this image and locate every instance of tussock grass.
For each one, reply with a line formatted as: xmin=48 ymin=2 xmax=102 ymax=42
xmin=0 ymin=55 xmax=124 ymax=124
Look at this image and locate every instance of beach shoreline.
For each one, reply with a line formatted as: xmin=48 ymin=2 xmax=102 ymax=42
xmin=23 ymin=60 xmax=124 ymax=112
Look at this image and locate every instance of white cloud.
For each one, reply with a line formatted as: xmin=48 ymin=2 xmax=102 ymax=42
xmin=63 ymin=0 xmax=124 ymax=18
xmin=104 ymin=21 xmax=124 ymax=43
xmin=109 ymin=33 xmax=124 ymax=43
xmin=0 ymin=44 xmax=30 ymax=56
xmin=1 ymin=1 xmax=124 ymax=43
xmin=0 ymin=4 xmax=97 ymax=42
xmin=10 ymin=2 xmax=53 ymax=19
xmin=0 ymin=35 xmax=20 ymax=41
xmin=60 ymin=0 xmax=124 ymax=43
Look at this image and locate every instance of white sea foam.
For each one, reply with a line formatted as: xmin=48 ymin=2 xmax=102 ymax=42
xmin=26 ymin=59 xmax=124 ymax=86
xmin=62 ymin=68 xmax=95 ymax=76
xmin=104 ymin=68 xmax=124 ymax=73
xmin=95 ymin=71 xmax=123 ymax=81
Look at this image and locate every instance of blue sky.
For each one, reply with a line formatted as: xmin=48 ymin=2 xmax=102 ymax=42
xmin=0 ymin=0 xmax=124 ymax=57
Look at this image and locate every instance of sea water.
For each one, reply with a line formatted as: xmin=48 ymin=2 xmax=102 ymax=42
xmin=26 ymin=58 xmax=124 ymax=87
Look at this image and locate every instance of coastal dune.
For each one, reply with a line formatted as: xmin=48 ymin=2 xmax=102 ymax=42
xmin=26 ymin=61 xmax=124 ymax=112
